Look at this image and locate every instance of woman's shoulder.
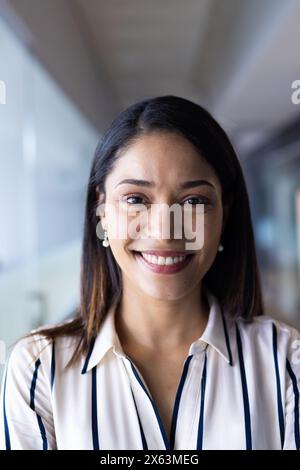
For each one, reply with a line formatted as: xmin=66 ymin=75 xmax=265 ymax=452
xmin=6 ymin=319 xmax=80 ymax=375
xmin=234 ymin=313 xmax=300 ymax=355
xmin=238 ymin=313 xmax=299 ymax=335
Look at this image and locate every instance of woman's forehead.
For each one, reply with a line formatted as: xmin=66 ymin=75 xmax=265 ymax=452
xmin=107 ymin=133 xmax=221 ymax=188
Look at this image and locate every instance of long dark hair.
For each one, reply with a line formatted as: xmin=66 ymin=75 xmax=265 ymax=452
xmin=24 ymin=95 xmax=264 ymax=368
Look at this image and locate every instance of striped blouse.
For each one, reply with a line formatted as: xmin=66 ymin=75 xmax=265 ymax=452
xmin=1 ymin=289 xmax=300 ymax=450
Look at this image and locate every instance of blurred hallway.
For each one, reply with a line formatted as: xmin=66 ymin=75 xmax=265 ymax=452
xmin=0 ymin=0 xmax=300 ymax=377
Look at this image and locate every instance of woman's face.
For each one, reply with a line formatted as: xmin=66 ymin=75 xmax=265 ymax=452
xmin=99 ymin=131 xmax=225 ymax=301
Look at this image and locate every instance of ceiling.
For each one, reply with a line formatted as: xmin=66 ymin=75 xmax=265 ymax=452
xmin=72 ymin=0 xmax=213 ymax=109
xmin=2 ymin=0 xmax=300 ymax=152
xmin=72 ymin=0 xmax=300 ymax=150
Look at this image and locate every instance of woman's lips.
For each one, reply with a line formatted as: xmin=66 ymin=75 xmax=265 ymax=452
xmin=134 ymin=251 xmax=195 ymax=274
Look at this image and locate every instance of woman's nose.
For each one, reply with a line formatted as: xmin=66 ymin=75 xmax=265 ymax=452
xmin=142 ymin=202 xmax=181 ymax=241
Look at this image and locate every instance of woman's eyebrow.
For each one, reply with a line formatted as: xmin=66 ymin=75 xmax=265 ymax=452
xmin=115 ymin=178 xmax=215 ymax=189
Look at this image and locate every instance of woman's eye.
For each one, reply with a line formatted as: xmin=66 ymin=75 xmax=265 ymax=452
xmin=124 ymin=195 xmax=145 ymax=205
xmin=183 ymin=197 xmax=210 ymax=206
xmin=122 ymin=195 xmax=210 ymax=206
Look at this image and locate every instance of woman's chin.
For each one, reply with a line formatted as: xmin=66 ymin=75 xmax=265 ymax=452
xmin=135 ymin=284 xmax=190 ymax=302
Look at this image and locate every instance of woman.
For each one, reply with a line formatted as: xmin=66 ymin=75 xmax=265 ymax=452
xmin=1 ymin=95 xmax=299 ymax=450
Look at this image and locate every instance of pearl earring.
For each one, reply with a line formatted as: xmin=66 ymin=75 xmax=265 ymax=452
xmin=218 ymin=243 xmax=224 ymax=252
xmin=102 ymin=230 xmax=109 ymax=247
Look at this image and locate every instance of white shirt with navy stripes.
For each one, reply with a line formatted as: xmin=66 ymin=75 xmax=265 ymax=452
xmin=1 ymin=288 xmax=300 ymax=450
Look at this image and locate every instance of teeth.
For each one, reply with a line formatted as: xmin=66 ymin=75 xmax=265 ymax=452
xmin=140 ymin=253 xmax=187 ymax=265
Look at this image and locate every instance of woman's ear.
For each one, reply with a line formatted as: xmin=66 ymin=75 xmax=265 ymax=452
xmin=95 ymin=186 xmax=107 ymax=228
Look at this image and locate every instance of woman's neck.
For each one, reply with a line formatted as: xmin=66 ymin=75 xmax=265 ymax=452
xmin=115 ymin=284 xmax=209 ymax=356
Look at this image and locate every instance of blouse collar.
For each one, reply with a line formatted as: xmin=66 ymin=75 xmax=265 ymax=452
xmin=81 ymin=287 xmax=234 ymax=374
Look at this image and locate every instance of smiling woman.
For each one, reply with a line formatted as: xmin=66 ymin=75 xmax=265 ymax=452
xmin=1 ymin=95 xmax=300 ymax=450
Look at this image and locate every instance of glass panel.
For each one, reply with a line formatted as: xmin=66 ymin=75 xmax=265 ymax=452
xmin=0 ymin=17 xmax=99 ymax=380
